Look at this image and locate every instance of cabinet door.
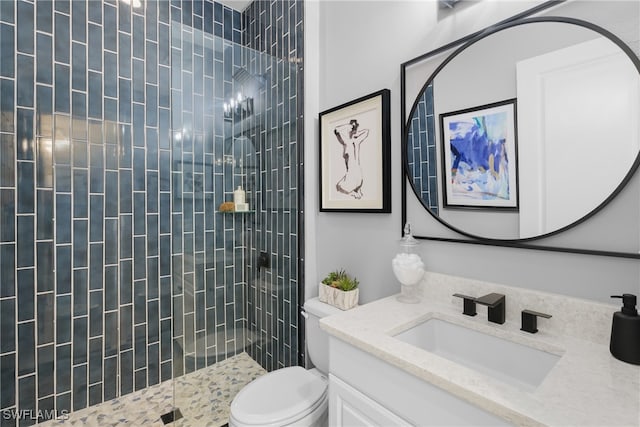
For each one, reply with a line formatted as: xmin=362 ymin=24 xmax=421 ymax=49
xmin=329 ymin=374 xmax=412 ymax=427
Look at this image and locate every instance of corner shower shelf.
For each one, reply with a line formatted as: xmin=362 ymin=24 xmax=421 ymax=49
xmin=216 ymin=210 xmax=255 ymax=214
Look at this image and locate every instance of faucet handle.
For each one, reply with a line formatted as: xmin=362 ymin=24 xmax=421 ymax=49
xmin=521 ymin=309 xmax=552 ymax=334
xmin=453 ymin=293 xmax=477 ymax=317
xmin=475 ymin=293 xmax=505 ymax=308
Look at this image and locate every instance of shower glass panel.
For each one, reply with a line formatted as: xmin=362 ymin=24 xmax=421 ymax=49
xmin=0 ymin=0 xmax=301 ymax=423
xmin=169 ymin=18 xmax=300 ymax=423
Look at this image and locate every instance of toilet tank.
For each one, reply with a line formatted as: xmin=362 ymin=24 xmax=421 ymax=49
xmin=303 ymin=297 xmax=342 ymax=374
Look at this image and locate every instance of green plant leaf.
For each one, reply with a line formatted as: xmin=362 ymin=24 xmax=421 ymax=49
xmin=321 ymin=269 xmax=358 ymax=290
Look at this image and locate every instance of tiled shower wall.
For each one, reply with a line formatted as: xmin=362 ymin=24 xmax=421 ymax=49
xmin=407 ymin=84 xmax=438 ymax=213
xmin=242 ymin=0 xmax=304 ymax=372
xmin=0 ymin=0 xmax=306 ymax=423
xmin=169 ymin=1 xmax=250 ymax=389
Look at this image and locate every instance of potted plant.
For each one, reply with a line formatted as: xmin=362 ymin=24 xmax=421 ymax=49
xmin=319 ymin=269 xmax=359 ymax=310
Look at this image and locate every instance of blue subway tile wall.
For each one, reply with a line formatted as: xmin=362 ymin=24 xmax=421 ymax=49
xmin=407 ymin=84 xmax=439 ymax=214
xmin=0 ymin=0 xmax=303 ymax=423
xmin=243 ymin=0 xmax=304 ymax=372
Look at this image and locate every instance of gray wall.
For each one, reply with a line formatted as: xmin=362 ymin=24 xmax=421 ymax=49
xmin=306 ymin=0 xmax=640 ymax=305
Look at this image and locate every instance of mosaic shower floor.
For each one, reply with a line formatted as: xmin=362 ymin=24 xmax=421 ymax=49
xmin=41 ymin=352 xmax=266 ymax=427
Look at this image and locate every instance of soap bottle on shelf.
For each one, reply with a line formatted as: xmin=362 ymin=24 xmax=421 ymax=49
xmin=610 ymin=294 xmax=640 ymax=365
xmin=234 ymin=185 xmax=248 ymax=212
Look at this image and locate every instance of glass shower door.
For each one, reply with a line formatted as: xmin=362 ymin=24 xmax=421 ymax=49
xmin=168 ymin=16 xmax=300 ymax=425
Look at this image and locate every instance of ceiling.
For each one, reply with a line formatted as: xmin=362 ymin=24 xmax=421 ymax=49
xmin=216 ymin=0 xmax=254 ymax=12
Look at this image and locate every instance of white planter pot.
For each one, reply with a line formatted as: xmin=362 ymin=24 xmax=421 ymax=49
xmin=318 ymin=283 xmax=359 ymax=310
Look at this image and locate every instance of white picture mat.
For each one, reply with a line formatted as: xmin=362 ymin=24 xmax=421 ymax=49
xmin=320 ymin=95 xmax=384 ymax=209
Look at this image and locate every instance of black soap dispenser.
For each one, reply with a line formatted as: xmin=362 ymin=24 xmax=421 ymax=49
xmin=610 ymin=294 xmax=640 ymax=365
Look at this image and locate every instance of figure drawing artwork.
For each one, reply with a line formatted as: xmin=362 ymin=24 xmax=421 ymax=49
xmin=333 ymin=119 xmax=369 ymax=200
xmin=440 ymin=99 xmax=518 ymax=209
xmin=319 ymin=90 xmax=391 ymax=212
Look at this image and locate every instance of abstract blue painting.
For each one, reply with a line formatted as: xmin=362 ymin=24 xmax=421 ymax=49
xmin=440 ymin=99 xmax=518 ymax=209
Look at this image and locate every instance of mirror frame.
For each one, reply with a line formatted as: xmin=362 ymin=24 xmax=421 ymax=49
xmin=400 ymin=0 xmax=640 ymax=259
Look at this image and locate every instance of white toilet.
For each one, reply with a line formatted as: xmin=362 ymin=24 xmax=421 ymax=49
xmin=229 ymin=297 xmax=341 ymax=427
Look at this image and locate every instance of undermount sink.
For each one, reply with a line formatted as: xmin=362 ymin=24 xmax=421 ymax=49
xmin=392 ymin=317 xmax=561 ymax=391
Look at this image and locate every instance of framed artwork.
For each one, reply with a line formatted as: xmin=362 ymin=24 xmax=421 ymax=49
xmin=440 ymin=99 xmax=519 ymax=210
xmin=319 ymin=89 xmax=391 ymax=213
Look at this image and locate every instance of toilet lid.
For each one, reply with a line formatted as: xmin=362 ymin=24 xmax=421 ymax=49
xmin=231 ymin=366 xmax=327 ymax=425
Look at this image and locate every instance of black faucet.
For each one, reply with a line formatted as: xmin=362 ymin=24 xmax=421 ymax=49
xmin=475 ymin=293 xmax=506 ymax=324
xmin=521 ymin=309 xmax=552 ymax=333
xmin=453 ymin=293 xmax=477 ymax=317
xmin=453 ymin=292 xmax=505 ymax=324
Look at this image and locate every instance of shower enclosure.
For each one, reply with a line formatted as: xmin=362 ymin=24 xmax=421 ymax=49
xmin=0 ymin=0 xmax=303 ymax=424
xmin=169 ymin=11 xmax=303 ymax=418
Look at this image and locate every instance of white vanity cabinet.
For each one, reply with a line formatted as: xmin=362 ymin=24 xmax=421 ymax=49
xmin=329 ymin=374 xmax=411 ymax=426
xmin=322 ymin=278 xmax=640 ymax=426
xmin=328 ymin=336 xmax=513 ymax=426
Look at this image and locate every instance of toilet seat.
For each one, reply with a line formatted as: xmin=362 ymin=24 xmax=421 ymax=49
xmin=230 ymin=366 xmax=327 ymax=426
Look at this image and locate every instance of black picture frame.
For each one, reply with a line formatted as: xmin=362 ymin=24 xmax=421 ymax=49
xmin=440 ymin=98 xmax=519 ymax=210
xmin=319 ymin=89 xmax=391 ymax=213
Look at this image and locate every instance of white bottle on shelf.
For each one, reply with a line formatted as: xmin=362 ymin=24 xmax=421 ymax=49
xmin=234 ymin=186 xmax=248 ymax=212
xmin=234 ymin=186 xmax=245 ymax=204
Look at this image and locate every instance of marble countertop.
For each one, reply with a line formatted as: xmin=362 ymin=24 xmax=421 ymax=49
xmin=321 ymin=292 xmax=640 ymax=426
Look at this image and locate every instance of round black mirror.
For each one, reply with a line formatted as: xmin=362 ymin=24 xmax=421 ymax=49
xmin=406 ymin=17 xmax=640 ymax=241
